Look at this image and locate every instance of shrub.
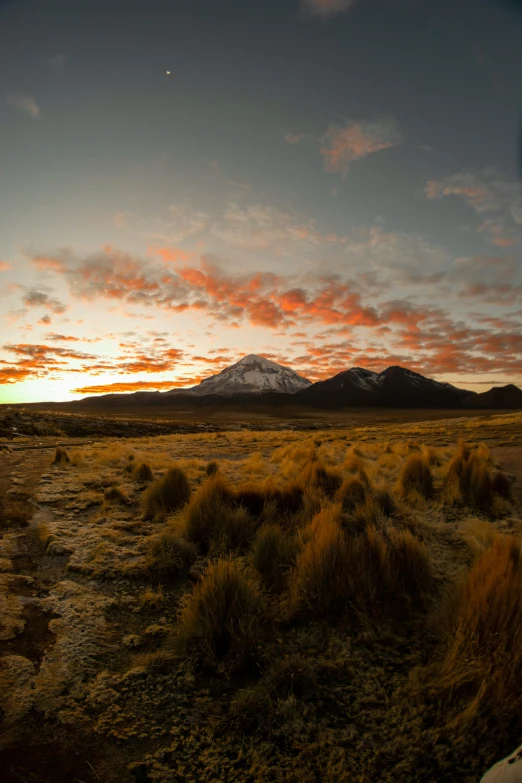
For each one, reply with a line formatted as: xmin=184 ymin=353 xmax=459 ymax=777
xmin=444 ymin=448 xmax=503 ymax=511
xmin=236 ymin=485 xmax=268 ymax=517
xmin=103 ymin=485 xmax=128 ymax=504
xmin=133 ymin=649 xmax=176 ymax=672
xmin=251 ymin=525 xmax=299 ymax=592
xmin=400 ymin=455 xmax=434 ymax=499
xmin=350 ymin=497 xmax=388 ymax=531
xmin=345 ymin=450 xmax=368 ymax=474
xmin=135 ymin=462 xmax=153 ymax=484
xmin=289 ymin=509 xmax=432 ymax=619
xmin=175 ymin=557 xmax=267 ymax=672
xmin=206 ymin=460 xmax=219 ymax=477
xmin=138 ymin=587 xmax=165 ymax=610
xmin=269 ymin=483 xmax=305 ymax=515
xmin=289 ymin=507 xmax=349 ymax=617
xmin=336 ymin=476 xmax=368 ymax=512
xmin=142 ymin=466 xmax=191 ymax=521
xmin=52 ymin=446 xmax=70 ymax=465
xmin=185 ymin=476 xmax=255 ymax=554
xmin=374 ymin=487 xmax=396 ymax=516
xmin=491 ymin=471 xmax=513 ymax=502
xmin=421 ymin=536 xmax=522 ymax=735
xmin=263 ymin=653 xmax=316 ymax=699
xmin=386 ymin=528 xmax=433 ymax=604
xmin=304 ymin=462 xmax=343 ymax=499
xmin=148 ymin=531 xmax=197 ymax=578
xmin=423 ymin=446 xmax=442 ymax=466
xmin=221 ymin=686 xmax=272 ymax=734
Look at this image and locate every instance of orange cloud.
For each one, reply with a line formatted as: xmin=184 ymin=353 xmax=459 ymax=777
xmin=71 ymin=379 xmax=186 ymax=394
xmin=0 ymin=261 xmax=11 ymax=271
xmin=33 ymin=255 xmax=68 ymax=272
xmin=149 ymin=245 xmax=194 ymax=264
xmin=320 ymin=118 xmax=402 ymax=176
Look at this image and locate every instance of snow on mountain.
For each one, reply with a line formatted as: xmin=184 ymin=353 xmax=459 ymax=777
xmin=296 ymin=364 xmax=473 ymax=408
xmin=189 ymin=354 xmax=312 ymax=396
xmin=341 ymin=368 xmax=379 ymax=390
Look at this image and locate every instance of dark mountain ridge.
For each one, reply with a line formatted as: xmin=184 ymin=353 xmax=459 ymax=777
xmin=28 ymin=357 xmax=522 ymax=411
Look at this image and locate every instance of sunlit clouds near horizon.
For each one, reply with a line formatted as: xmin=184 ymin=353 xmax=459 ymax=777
xmin=1 ymin=0 xmax=522 ymax=402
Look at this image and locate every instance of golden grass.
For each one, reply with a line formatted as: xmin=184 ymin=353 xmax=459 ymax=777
xmin=336 ymin=476 xmax=368 ymax=512
xmin=148 ymin=531 xmax=197 ymax=578
xmin=289 ymin=506 xmax=433 ymax=619
xmin=103 ymin=485 xmax=129 ymax=504
xmin=138 ymin=587 xmax=165 ymax=609
xmin=399 ymin=455 xmax=434 ymax=499
xmin=444 ymin=443 xmax=513 ymax=512
xmin=8 ymin=413 xmax=522 ymax=780
xmin=52 ymin=446 xmax=70 ymax=465
xmin=419 ymin=535 xmax=522 ymax=736
xmin=142 ymin=466 xmax=191 ymax=521
xmin=251 ymin=525 xmax=300 ymax=593
xmin=174 ymin=557 xmax=267 ymax=672
xmin=205 ymin=460 xmax=219 ymax=476
xmin=184 ymin=475 xmax=256 ymax=554
xmin=135 ymin=462 xmax=153 ymax=483
xmin=262 ymin=653 xmax=317 ymax=699
xmin=302 ymin=462 xmax=343 ymax=499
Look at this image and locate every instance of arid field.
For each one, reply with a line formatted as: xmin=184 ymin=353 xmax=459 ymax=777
xmin=2 ymin=408 xmax=522 ymax=782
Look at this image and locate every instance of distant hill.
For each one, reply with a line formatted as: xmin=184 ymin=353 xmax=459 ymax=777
xmin=294 ymin=366 xmax=474 ymax=409
xmin=62 ymin=356 xmax=522 ymax=411
xmin=461 ymin=384 xmax=522 ymax=409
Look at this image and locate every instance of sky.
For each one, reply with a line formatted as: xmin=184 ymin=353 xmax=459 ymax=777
xmin=1 ymin=0 xmax=522 ymax=402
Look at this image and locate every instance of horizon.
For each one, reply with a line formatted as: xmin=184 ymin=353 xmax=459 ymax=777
xmin=2 ymin=0 xmax=522 ymax=403
xmin=2 ymin=352 xmax=519 ymax=404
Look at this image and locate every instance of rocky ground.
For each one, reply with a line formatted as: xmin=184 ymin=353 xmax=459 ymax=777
xmin=1 ymin=415 xmax=522 ymax=782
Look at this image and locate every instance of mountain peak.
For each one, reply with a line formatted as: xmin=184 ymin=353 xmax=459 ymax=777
xmin=189 ymin=354 xmax=311 ymax=396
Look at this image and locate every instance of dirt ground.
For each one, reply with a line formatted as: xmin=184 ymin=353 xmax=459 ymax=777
xmin=1 ymin=409 xmax=522 ymax=782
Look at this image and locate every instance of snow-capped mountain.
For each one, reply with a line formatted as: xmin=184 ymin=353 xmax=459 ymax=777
xmin=188 ymin=354 xmax=311 ymax=396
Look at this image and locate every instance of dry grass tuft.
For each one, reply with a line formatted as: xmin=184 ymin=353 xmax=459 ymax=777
xmin=420 ymin=535 xmax=522 ymax=735
xmin=289 ymin=507 xmax=432 ymax=619
xmin=235 ymin=484 xmax=269 ymax=517
xmin=138 ymin=587 xmax=165 ymax=610
xmin=268 ymin=483 xmax=305 ymax=516
xmin=443 ymin=443 xmax=512 ymax=512
xmin=148 ymin=531 xmax=197 ymax=578
xmin=174 ymin=557 xmax=267 ymax=672
xmin=142 ymin=466 xmax=191 ymax=521
xmin=336 ymin=476 xmax=368 ymax=512
xmin=184 ymin=476 xmax=256 ymax=554
xmin=133 ymin=649 xmax=177 ymax=672
xmin=399 ymin=455 xmax=434 ymax=499
xmin=374 ymin=487 xmax=396 ymax=516
xmin=52 ymin=446 xmax=70 ymax=465
xmin=304 ymin=462 xmax=343 ymax=499
xmin=206 ymin=460 xmax=219 ymax=476
xmin=103 ymin=485 xmax=128 ymax=504
xmin=251 ymin=525 xmax=299 ymax=593
xmin=263 ymin=653 xmax=316 ymax=699
xmin=135 ymin=462 xmax=153 ymax=484
xmin=221 ymin=686 xmax=272 ymax=734
xmin=289 ymin=506 xmax=348 ymax=617
xmin=491 ymin=470 xmax=513 ymax=501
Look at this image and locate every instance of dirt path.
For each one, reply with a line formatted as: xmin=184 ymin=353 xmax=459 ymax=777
xmin=0 ymin=448 xmax=113 ymax=783
xmin=493 ymin=446 xmax=522 ymax=503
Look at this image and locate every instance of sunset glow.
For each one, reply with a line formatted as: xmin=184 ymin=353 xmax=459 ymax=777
xmin=1 ymin=0 xmax=522 ymax=402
